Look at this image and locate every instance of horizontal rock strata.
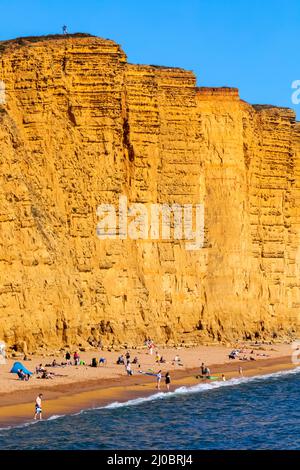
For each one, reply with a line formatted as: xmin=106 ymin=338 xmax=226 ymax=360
xmin=0 ymin=35 xmax=299 ymax=352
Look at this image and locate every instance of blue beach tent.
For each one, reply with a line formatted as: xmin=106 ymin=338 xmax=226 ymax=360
xmin=10 ymin=361 xmax=32 ymax=375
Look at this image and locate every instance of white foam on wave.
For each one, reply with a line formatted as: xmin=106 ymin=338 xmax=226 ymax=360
xmin=47 ymin=414 xmax=65 ymax=421
xmin=0 ymin=413 xmax=65 ymax=432
xmin=1 ymin=366 xmax=299 ymax=431
xmin=95 ymin=365 xmax=300 ymax=411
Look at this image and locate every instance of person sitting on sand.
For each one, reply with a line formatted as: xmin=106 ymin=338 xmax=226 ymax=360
xmin=229 ymin=349 xmax=240 ymax=360
xmin=41 ymin=370 xmax=53 ymax=379
xmin=99 ymin=357 xmax=106 ymax=366
xmin=132 ymin=356 xmax=139 ymax=365
xmin=52 ymin=359 xmax=58 ymax=367
xmin=36 ymin=364 xmax=45 ymax=374
xmin=160 ymin=356 xmax=166 ymax=364
xmin=155 ymin=352 xmax=161 ymax=363
xmin=173 ymin=355 xmax=182 ymax=366
xmin=117 ymin=355 xmax=125 ymax=365
xmin=17 ymin=369 xmax=29 ymax=381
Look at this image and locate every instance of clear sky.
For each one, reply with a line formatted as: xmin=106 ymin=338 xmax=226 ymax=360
xmin=0 ymin=0 xmax=299 ymax=117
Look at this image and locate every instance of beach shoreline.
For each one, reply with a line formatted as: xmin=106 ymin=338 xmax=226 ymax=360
xmin=0 ymin=343 xmax=296 ymax=429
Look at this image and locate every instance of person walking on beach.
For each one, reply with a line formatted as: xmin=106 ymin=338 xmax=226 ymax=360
xmin=126 ymin=362 xmax=132 ymax=376
xmin=156 ymin=370 xmax=162 ymax=390
xmin=222 ymin=374 xmax=226 ymax=381
xmin=147 ymin=339 xmax=154 ymax=355
xmin=65 ymin=351 xmax=71 ymax=365
xmin=165 ymin=371 xmax=171 ymax=391
xmin=34 ymin=394 xmax=43 ymax=420
xmin=201 ymin=363 xmax=206 ymax=375
xmin=239 ymin=366 xmax=243 ymax=377
xmin=73 ymin=351 xmax=79 ymax=366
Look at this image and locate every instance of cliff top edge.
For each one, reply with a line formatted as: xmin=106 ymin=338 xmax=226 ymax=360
xmin=0 ymin=33 xmax=117 ymax=52
xmin=0 ymin=34 xmax=297 ymax=121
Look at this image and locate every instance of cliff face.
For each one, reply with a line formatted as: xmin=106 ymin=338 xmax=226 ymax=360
xmin=0 ymin=35 xmax=299 ymax=352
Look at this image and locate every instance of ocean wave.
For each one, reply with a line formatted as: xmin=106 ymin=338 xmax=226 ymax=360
xmin=0 ymin=413 xmax=65 ymax=432
xmin=1 ymin=366 xmax=299 ymax=431
xmin=47 ymin=414 xmax=65 ymax=421
xmin=96 ymin=365 xmax=300 ymax=410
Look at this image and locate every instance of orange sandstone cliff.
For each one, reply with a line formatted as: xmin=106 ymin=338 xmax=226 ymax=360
xmin=0 ymin=35 xmax=299 ymax=353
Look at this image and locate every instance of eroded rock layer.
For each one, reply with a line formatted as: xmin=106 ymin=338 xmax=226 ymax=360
xmin=0 ymin=35 xmax=299 ymax=352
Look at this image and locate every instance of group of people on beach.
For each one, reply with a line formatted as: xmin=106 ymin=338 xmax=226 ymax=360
xmin=31 ymin=344 xmax=173 ymax=420
xmin=117 ymin=348 xmax=172 ymax=389
xmin=228 ymin=347 xmax=269 ymax=361
xmin=17 ymin=368 xmax=30 ymax=381
xmin=29 ymin=341 xmax=261 ymax=422
xmin=200 ymin=363 xmax=211 ymax=377
xmin=156 ymin=370 xmax=171 ymax=391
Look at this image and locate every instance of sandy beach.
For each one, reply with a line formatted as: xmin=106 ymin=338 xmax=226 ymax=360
xmin=0 ymin=343 xmax=296 ymax=428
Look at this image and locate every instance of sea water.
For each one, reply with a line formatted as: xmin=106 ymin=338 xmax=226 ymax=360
xmin=0 ymin=368 xmax=299 ymax=449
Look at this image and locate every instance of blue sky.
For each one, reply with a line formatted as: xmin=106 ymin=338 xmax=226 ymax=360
xmin=0 ymin=0 xmax=299 ymax=117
